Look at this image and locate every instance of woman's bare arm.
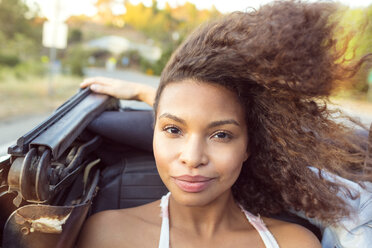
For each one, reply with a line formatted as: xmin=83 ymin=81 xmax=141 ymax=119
xmin=80 ymin=77 xmax=156 ymax=106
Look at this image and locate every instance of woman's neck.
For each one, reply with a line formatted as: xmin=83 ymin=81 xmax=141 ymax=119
xmin=168 ymin=190 xmax=244 ymax=238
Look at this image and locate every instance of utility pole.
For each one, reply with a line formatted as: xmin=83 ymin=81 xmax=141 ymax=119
xmin=48 ymin=0 xmax=60 ymax=96
xmin=42 ymin=0 xmax=68 ymax=96
xmin=368 ymin=70 xmax=372 ymax=102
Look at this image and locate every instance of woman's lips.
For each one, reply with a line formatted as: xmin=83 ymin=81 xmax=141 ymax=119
xmin=172 ymin=175 xmax=215 ymax=193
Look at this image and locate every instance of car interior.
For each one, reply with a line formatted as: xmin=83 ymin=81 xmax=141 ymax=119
xmin=1 ymin=89 xmax=370 ymax=248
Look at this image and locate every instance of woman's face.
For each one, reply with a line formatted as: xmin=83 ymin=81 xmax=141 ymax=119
xmin=153 ymin=80 xmax=249 ymax=206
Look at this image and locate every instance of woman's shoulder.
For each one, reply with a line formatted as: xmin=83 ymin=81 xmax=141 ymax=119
xmin=76 ymin=200 xmax=162 ymax=248
xmin=263 ymin=217 xmax=321 ymax=248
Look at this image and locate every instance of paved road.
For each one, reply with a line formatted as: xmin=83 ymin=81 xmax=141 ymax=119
xmin=0 ymin=113 xmax=52 ymax=157
xmin=1 ymin=68 xmax=371 ymax=156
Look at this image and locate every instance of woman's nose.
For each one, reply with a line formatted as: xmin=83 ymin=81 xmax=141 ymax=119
xmin=179 ymin=135 xmax=208 ymax=168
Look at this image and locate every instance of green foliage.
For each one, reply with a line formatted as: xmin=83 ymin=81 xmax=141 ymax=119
xmin=335 ymin=5 xmax=372 ymax=93
xmin=0 ymin=54 xmax=20 ymax=67
xmin=68 ymin=29 xmax=83 ymax=44
xmin=123 ymin=1 xmax=220 ymax=45
xmin=119 ymin=1 xmax=221 ymax=75
xmin=118 ymin=49 xmax=142 ymax=68
xmin=0 ymin=60 xmax=46 ymax=80
xmin=62 ymin=45 xmax=93 ymax=76
xmin=0 ymin=0 xmax=33 ymax=39
xmin=138 ymin=46 xmax=173 ymax=76
xmin=152 ymin=47 xmax=173 ymax=75
xmin=0 ymin=30 xmax=44 ymax=77
xmin=0 ymin=32 xmax=41 ymax=60
xmin=0 ymin=0 xmax=43 ymax=80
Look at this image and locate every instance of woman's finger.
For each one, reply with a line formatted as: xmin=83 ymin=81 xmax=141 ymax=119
xmin=90 ymin=84 xmax=119 ymax=98
xmin=80 ymin=78 xmax=98 ymax=88
xmin=90 ymin=84 xmax=108 ymax=94
xmin=80 ymin=77 xmax=110 ymax=88
xmin=80 ymin=81 xmax=89 ymax=88
xmin=89 ymin=84 xmax=100 ymax=91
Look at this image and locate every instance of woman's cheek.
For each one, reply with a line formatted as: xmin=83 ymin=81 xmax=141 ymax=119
xmin=210 ymin=142 xmax=246 ymax=179
xmin=153 ymin=132 xmax=180 ymax=176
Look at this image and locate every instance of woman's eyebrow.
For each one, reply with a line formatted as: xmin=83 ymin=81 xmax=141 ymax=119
xmin=159 ymin=113 xmax=240 ymax=128
xmin=158 ymin=113 xmax=186 ymax=125
xmin=207 ymin=120 xmax=240 ymax=128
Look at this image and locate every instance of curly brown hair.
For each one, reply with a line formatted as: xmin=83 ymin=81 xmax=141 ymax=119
xmin=154 ymin=0 xmax=372 ymax=224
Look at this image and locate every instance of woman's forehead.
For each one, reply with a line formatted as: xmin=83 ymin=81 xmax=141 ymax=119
xmin=156 ymin=80 xmax=246 ymax=124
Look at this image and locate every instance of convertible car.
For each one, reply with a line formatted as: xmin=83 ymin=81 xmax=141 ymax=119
xmin=0 ymin=88 xmax=370 ymax=248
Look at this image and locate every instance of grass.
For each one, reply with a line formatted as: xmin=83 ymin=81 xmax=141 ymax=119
xmin=0 ymin=74 xmax=83 ymax=120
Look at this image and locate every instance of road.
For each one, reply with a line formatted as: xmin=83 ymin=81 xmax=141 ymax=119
xmin=1 ymin=68 xmax=371 ymax=156
xmin=0 ymin=113 xmax=52 ymax=157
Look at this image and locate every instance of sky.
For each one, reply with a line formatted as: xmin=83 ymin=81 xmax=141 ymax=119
xmin=26 ymin=0 xmax=372 ymax=21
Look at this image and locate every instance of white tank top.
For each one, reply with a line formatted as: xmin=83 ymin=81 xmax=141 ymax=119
xmin=158 ymin=192 xmax=280 ymax=248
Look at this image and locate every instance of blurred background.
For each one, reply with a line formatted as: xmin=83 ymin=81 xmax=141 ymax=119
xmin=0 ymin=0 xmax=371 ymax=155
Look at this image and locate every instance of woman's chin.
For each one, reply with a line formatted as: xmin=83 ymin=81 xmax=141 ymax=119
xmin=172 ymin=196 xmax=213 ymax=208
xmin=169 ymin=187 xmax=231 ymax=208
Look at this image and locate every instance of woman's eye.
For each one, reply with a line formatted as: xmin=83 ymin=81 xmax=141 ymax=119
xmin=212 ymin=132 xmax=232 ymax=140
xmin=163 ymin=126 xmax=181 ymax=135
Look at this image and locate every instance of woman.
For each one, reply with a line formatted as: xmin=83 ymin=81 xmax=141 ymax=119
xmin=77 ymin=1 xmax=371 ymax=247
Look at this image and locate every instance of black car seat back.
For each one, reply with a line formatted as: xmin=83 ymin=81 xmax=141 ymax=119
xmin=91 ymin=144 xmax=167 ymax=213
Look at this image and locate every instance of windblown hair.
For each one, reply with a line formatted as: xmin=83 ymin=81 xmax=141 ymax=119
xmin=154 ymin=0 xmax=372 ymax=224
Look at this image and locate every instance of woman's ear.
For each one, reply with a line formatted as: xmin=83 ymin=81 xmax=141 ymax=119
xmin=243 ymin=145 xmax=250 ymax=162
xmin=244 ymin=152 xmax=249 ymax=162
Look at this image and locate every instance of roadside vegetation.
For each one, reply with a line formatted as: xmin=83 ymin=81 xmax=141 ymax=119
xmin=0 ymin=0 xmax=371 ymax=120
xmin=0 ymin=75 xmax=81 ymax=120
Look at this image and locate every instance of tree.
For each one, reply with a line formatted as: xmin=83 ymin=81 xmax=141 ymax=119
xmin=95 ymin=0 xmax=120 ymax=25
xmin=332 ymin=6 xmax=372 ymax=93
xmin=0 ymin=0 xmax=42 ymax=67
xmin=0 ymin=0 xmax=34 ymax=39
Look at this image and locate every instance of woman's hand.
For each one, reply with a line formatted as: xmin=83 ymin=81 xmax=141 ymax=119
xmin=80 ymin=77 xmax=156 ymax=106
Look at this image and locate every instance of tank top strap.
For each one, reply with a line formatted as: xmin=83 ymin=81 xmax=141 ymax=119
xmin=238 ymin=204 xmax=280 ymax=248
xmin=158 ymin=192 xmax=171 ymax=248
